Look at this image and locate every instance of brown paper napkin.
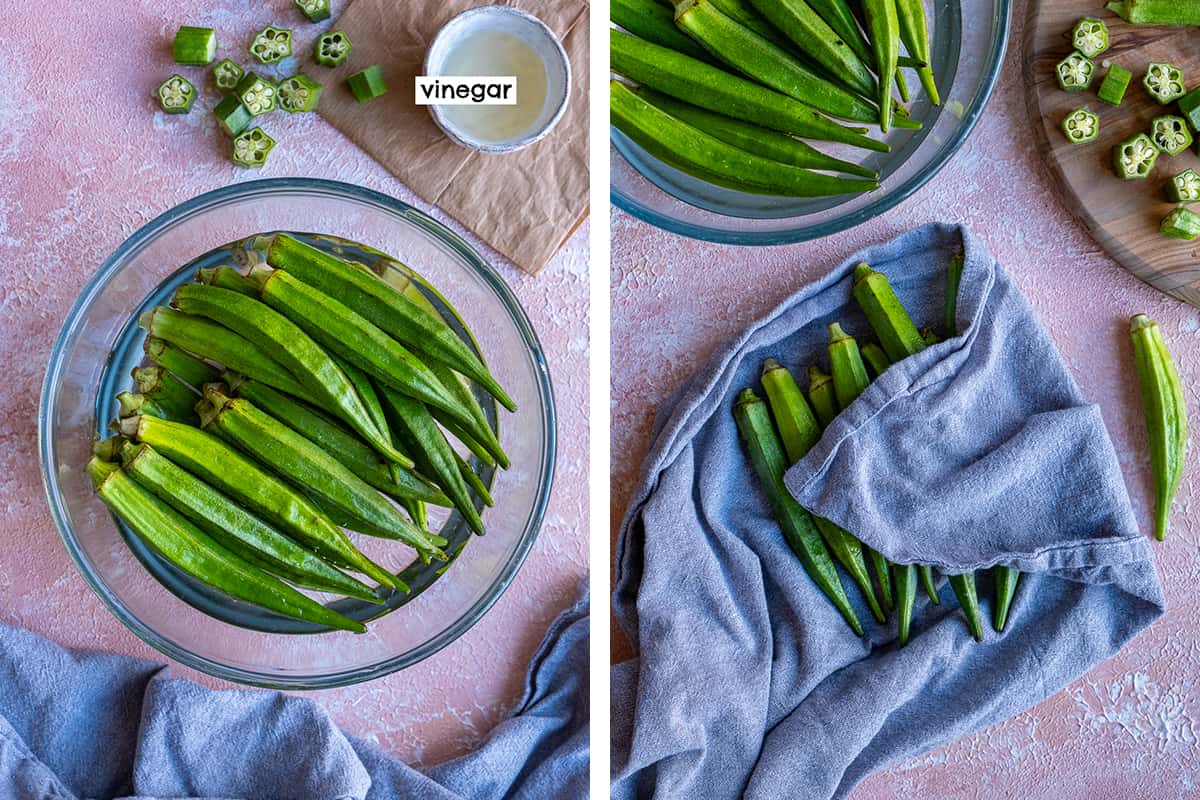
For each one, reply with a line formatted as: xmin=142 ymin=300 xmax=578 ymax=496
xmin=318 ymin=0 xmax=589 ymax=275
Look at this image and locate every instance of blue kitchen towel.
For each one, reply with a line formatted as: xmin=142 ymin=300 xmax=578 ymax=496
xmin=611 ymin=223 xmax=1165 ymax=800
xmin=0 ymin=587 xmax=587 ymax=800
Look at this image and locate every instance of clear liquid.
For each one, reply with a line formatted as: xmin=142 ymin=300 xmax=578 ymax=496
xmin=439 ymin=31 xmax=548 ymax=144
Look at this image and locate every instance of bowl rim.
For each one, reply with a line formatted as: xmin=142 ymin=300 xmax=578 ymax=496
xmin=609 ymin=0 xmax=1013 ymax=245
xmin=37 ymin=177 xmax=557 ymax=689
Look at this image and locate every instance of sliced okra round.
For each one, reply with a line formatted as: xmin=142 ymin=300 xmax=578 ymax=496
xmin=315 ymin=30 xmax=352 ymax=67
xmin=213 ymin=95 xmax=253 ymax=136
xmin=232 ymin=127 xmax=276 ymax=168
xmin=1168 ymin=168 xmax=1200 ymax=204
xmin=1113 ymin=132 xmax=1159 ymax=179
xmin=294 ymin=0 xmax=331 ymax=22
xmin=1097 ymin=63 xmax=1132 ymax=106
xmin=251 ymin=25 xmax=293 ymax=64
xmin=173 ymin=25 xmax=217 ymax=65
xmin=1152 ymin=115 xmax=1193 ymax=156
xmin=157 ymin=74 xmax=196 ymax=114
xmin=1161 ymin=206 xmax=1200 ymax=240
xmin=347 ymin=65 xmax=387 ymax=103
xmin=1056 ymin=51 xmax=1095 ymax=92
xmin=235 ymin=73 xmax=277 ymax=116
xmin=1144 ymin=62 xmax=1185 ymax=105
xmin=212 ymin=59 xmax=245 ymax=93
xmin=279 ymin=74 xmax=323 ymax=113
xmin=1061 ymin=108 xmax=1099 ymax=144
xmin=1071 ymin=17 xmax=1108 ymax=58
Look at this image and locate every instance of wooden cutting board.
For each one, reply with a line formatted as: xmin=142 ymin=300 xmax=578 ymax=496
xmin=1025 ymin=2 xmax=1200 ymax=307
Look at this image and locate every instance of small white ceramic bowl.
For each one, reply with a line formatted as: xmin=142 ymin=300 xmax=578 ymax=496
xmin=424 ymin=6 xmax=571 ymax=153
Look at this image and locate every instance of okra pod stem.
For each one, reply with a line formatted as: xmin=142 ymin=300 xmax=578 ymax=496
xmin=1131 ymin=314 xmax=1188 ymax=540
xmin=88 ymin=457 xmax=365 ymax=633
xmin=117 ymin=392 xmax=170 ymax=422
xmin=118 ymin=414 xmax=405 ymax=591
xmin=144 ymin=336 xmax=220 ymax=390
xmin=197 ymin=265 xmax=258 ymax=296
xmin=733 ymin=388 xmax=863 ymax=635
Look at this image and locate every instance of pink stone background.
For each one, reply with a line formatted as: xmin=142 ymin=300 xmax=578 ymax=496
xmin=0 ymin=1 xmax=587 ymax=767
xmin=611 ymin=2 xmax=1200 ymax=796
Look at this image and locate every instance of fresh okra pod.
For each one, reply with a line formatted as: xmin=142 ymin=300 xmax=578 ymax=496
xmin=612 ymin=0 xmax=716 ymax=62
xmin=1131 ymin=315 xmax=1189 ymax=543
xmin=807 ymin=365 xmax=837 ymax=428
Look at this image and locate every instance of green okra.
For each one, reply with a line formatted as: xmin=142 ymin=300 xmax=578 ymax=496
xmin=425 ymin=358 xmax=507 ymax=469
xmin=144 ymin=337 xmax=220 ymax=390
xmin=436 ymin=414 xmax=497 ymax=469
xmin=198 ymin=387 xmax=446 ymax=560
xmin=1107 ymin=0 xmax=1200 ymax=25
xmin=329 ymin=352 xmax=394 ymax=454
xmin=226 ymin=375 xmax=456 ymax=511
xmin=611 ymin=0 xmax=714 ymax=61
xmin=761 ymin=359 xmax=822 ymax=461
xmin=806 ymin=0 xmax=872 ymax=63
xmin=118 ymin=414 xmax=405 ymax=591
xmin=377 ymin=384 xmax=486 ymax=536
xmin=1131 ymin=314 xmax=1188 ymax=540
xmin=197 ymin=266 xmax=258 ymax=295
xmin=949 ymin=571 xmax=984 ymax=640
xmin=171 ymin=284 xmax=408 ymax=465
xmin=807 ymin=365 xmax=837 ymax=427
xmin=610 ymin=32 xmax=890 ymax=153
xmin=733 ymin=388 xmax=863 ymax=635
xmin=264 ymin=234 xmax=515 ymax=413
xmin=894 ymin=559 xmax=917 ymax=645
xmin=919 ymin=565 xmax=940 ymax=604
xmin=116 ymin=392 xmax=171 ymax=422
xmin=943 ymin=253 xmax=964 ymax=338
xmin=746 ymin=0 xmax=878 ymax=101
xmin=403 ymin=499 xmax=429 ymax=533
xmin=140 ymin=307 xmax=319 ymax=406
xmin=456 ymin=450 xmax=495 ymax=508
xmin=828 ymin=323 xmax=870 ymax=411
xmin=118 ymin=441 xmax=380 ymax=602
xmin=860 ymin=0 xmax=900 ymax=129
xmin=88 ymin=456 xmax=365 ymax=633
xmin=861 ymin=342 xmax=891 ymax=379
xmin=921 ymin=326 xmax=940 ymax=347
xmin=132 ymin=365 xmax=197 ymax=422
xmin=633 ymin=89 xmax=877 ymax=179
xmin=674 ymin=0 xmax=883 ymax=124
xmin=709 ymin=0 xmax=793 ymax=45
xmin=852 ymin=263 xmax=926 ymax=362
xmin=895 ymin=0 xmax=939 ymax=105
xmin=92 ymin=435 xmax=126 ymax=462
xmin=992 ymin=565 xmax=1019 ymax=632
xmin=812 ymin=516 xmax=885 ymax=622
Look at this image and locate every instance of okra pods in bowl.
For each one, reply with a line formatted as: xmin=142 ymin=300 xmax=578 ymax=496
xmin=609 ymin=0 xmax=1011 ymax=243
xmin=39 ymin=179 xmax=554 ymax=687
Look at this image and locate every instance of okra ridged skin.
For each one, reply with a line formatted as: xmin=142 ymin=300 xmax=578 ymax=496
xmin=425 ymin=351 xmax=507 ymax=470
xmin=610 ymin=31 xmax=890 ymax=153
xmin=132 ymin=365 xmax=197 ymax=422
xmin=264 ymin=233 xmax=515 ymax=413
xmin=198 ymin=265 xmax=258 ymax=296
xmin=828 ymin=322 xmax=870 ymax=411
xmin=1131 ymin=314 xmax=1188 ymax=541
xmin=747 ymin=0 xmax=878 ymax=101
xmin=861 ymin=0 xmax=900 ymax=130
xmin=634 ymin=89 xmax=877 ymax=179
xmin=329 ymin=353 xmax=395 ymax=456
xmin=894 ymin=0 xmax=939 ymax=105
xmin=118 ymin=414 xmax=405 ymax=592
xmin=852 ymin=264 xmax=926 ymax=363
xmin=199 ymin=388 xmax=446 ymax=560
xmin=119 ymin=441 xmax=381 ymax=603
xmin=919 ymin=564 xmax=940 ymax=604
xmin=807 ymin=365 xmax=838 ymax=428
xmin=992 ymin=566 xmax=1019 ymax=632
xmin=894 ymin=563 xmax=917 ymax=645
xmin=378 ymin=384 xmax=486 ymax=536
xmin=761 ymin=359 xmax=822 ymax=462
xmin=674 ymin=0 xmax=882 ymax=124
xmin=87 ymin=457 xmax=366 ymax=633
xmin=144 ymin=336 xmax=221 ymax=390
xmin=813 ymin=516 xmax=886 ymax=622
xmin=611 ymin=82 xmax=879 ymax=198
xmin=612 ymin=0 xmax=715 ymax=61
xmin=734 ymin=388 xmax=863 ymax=636
xmin=171 ymin=284 xmax=407 ymax=466
xmin=948 ymin=573 xmax=983 ymax=641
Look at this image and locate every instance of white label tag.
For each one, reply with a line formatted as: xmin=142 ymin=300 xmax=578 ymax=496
xmin=415 ymin=76 xmax=518 ymax=105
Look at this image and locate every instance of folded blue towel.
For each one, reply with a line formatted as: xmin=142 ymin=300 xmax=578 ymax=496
xmin=0 ymin=587 xmax=588 ymax=799
xmin=611 ymin=223 xmax=1164 ymax=800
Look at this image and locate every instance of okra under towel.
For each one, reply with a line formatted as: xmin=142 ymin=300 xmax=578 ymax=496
xmin=611 ymin=223 xmax=1165 ymax=800
xmin=0 ymin=589 xmax=587 ymax=800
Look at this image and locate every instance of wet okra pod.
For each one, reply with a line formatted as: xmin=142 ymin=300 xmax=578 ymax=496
xmin=88 ymin=456 xmax=366 ymax=633
xmin=172 ymin=284 xmax=408 ymax=465
xmin=118 ymin=441 xmax=381 ymax=602
xmin=734 ymin=388 xmax=863 ymax=636
xmin=198 ymin=387 xmax=446 ymax=560
xmin=140 ymin=306 xmax=319 ymax=405
xmin=747 ymin=0 xmax=877 ymax=102
xmin=1131 ymin=314 xmax=1188 ymax=541
xmin=455 ymin=450 xmax=494 ymax=508
xmin=197 ymin=265 xmax=258 ymax=295
xmin=1056 ymin=51 xmax=1095 ymax=92
xmin=1162 ymin=207 xmax=1200 ymax=240
xmin=173 ymin=26 xmax=218 ymax=65
xmin=425 ymin=358 xmax=507 ymax=469
xmin=895 ymin=0 xmax=939 ymax=105
xmin=1144 ymin=62 xmax=1186 ymax=104
xmin=378 ymin=384 xmax=486 ymax=535
xmin=1113 ymin=133 xmax=1159 ymax=179
xmin=610 ymin=0 xmax=715 ymax=62
xmin=132 ymin=365 xmax=197 ymax=422
xmin=328 ymin=353 xmax=395 ymax=454
xmin=347 ymin=65 xmax=388 ymax=102
xmin=860 ymin=0 xmax=899 ymax=129
xmin=264 ymin=233 xmax=516 ymax=412
xmin=807 ymin=365 xmax=837 ymax=428
xmin=119 ymin=413 xmax=405 ymax=591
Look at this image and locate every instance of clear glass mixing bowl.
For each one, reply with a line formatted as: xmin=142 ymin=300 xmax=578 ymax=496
xmin=610 ymin=0 xmax=1012 ymax=243
xmin=39 ymin=178 xmax=555 ymax=688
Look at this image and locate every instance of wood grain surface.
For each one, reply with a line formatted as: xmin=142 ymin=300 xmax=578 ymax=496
xmin=1026 ymin=2 xmax=1200 ymax=306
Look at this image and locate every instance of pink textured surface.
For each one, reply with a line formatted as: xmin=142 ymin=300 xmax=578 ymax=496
xmin=0 ymin=1 xmax=587 ymax=767
xmin=611 ymin=3 xmax=1200 ymax=797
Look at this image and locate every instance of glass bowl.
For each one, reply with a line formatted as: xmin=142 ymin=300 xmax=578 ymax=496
xmin=38 ymin=178 xmax=555 ymax=688
xmin=610 ymin=0 xmax=1012 ymax=244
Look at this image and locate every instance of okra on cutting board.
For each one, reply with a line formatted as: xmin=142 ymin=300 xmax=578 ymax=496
xmin=90 ymin=233 xmax=512 ymax=634
xmin=609 ymin=0 xmax=945 ymax=199
xmin=735 ymin=251 xmax=1187 ymax=645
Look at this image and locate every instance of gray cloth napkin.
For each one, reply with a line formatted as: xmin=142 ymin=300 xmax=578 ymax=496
xmin=611 ymin=223 xmax=1165 ymax=800
xmin=0 ymin=588 xmax=588 ymax=800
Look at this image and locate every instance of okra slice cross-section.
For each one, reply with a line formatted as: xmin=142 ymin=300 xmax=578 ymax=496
xmin=251 ymin=25 xmax=293 ymax=64
xmin=232 ymin=128 xmax=276 ymax=168
xmin=1061 ymin=108 xmax=1098 ymax=145
xmin=1152 ymin=116 xmax=1193 ymax=157
xmin=1056 ymin=51 xmax=1095 ymax=92
xmin=212 ymin=59 xmax=245 ymax=93
xmin=279 ymin=74 xmax=323 ymax=113
xmin=1144 ymin=62 xmax=1185 ymax=105
xmin=295 ymin=0 xmax=332 ymax=22
xmin=1168 ymin=169 xmax=1200 ymax=204
xmin=1113 ymin=133 xmax=1159 ymax=179
xmin=1071 ymin=17 xmax=1108 ymax=58
xmin=158 ymin=75 xmax=196 ymax=114
xmin=235 ymin=73 xmax=277 ymax=116
xmin=315 ymin=30 xmax=352 ymax=67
